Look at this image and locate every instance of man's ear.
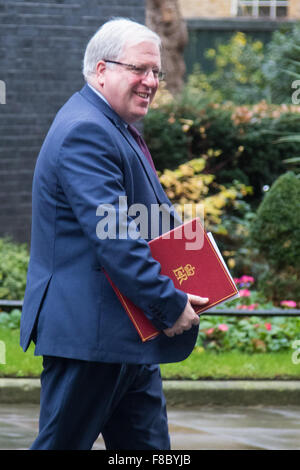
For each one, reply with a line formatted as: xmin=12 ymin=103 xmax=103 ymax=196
xmin=95 ymin=60 xmax=106 ymax=88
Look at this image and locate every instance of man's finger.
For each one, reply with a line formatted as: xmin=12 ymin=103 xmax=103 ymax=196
xmin=187 ymin=294 xmax=209 ymax=305
xmin=191 ymin=315 xmax=200 ymax=326
xmin=163 ymin=328 xmax=175 ymax=337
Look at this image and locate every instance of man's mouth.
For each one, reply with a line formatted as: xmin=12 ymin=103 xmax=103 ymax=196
xmin=135 ymin=91 xmax=150 ymax=100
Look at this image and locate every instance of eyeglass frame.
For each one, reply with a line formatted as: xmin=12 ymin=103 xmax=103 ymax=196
xmin=103 ymin=60 xmax=166 ymax=82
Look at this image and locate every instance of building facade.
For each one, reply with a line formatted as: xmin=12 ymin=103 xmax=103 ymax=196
xmin=179 ymin=0 xmax=300 ymax=20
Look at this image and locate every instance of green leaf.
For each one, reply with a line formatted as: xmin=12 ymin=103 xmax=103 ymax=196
xmin=277 ymin=136 xmax=300 ymax=143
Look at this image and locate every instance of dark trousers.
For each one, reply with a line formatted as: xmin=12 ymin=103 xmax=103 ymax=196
xmin=30 ymin=356 xmax=170 ymax=450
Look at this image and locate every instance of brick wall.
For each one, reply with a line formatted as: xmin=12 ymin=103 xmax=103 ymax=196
xmin=0 ymin=0 xmax=145 ymax=244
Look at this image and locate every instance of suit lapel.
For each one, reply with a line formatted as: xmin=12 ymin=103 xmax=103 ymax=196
xmin=79 ymin=85 xmax=182 ymax=225
xmin=118 ymin=125 xmax=182 ymax=225
xmin=117 ymin=124 xmax=168 ymax=201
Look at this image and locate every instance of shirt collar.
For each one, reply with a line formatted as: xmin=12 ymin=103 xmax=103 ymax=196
xmin=87 ymin=83 xmax=128 ymax=129
xmin=87 ymin=83 xmax=110 ymax=106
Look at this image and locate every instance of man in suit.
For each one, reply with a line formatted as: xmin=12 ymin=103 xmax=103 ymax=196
xmin=20 ymin=18 xmax=208 ymax=450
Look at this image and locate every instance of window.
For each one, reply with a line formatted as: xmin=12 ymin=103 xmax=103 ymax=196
xmin=234 ymin=1 xmax=289 ymax=19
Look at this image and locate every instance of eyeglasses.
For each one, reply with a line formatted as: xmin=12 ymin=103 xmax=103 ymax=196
xmin=104 ymin=60 xmax=165 ymax=82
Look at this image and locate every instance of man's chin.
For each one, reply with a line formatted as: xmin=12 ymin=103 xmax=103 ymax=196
xmin=129 ymin=107 xmax=149 ymax=123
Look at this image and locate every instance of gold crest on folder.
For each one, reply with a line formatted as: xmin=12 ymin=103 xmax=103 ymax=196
xmin=173 ymin=264 xmax=196 ymax=285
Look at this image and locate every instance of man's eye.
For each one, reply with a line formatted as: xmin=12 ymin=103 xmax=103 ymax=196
xmin=129 ymin=66 xmax=144 ymax=74
xmin=127 ymin=65 xmax=161 ymax=78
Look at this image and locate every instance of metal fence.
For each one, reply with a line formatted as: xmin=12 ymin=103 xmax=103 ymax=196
xmin=0 ymin=299 xmax=299 ymax=317
xmin=204 ymin=308 xmax=300 ymax=317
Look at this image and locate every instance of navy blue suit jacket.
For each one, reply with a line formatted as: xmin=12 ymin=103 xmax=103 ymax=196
xmin=20 ymin=84 xmax=199 ymax=364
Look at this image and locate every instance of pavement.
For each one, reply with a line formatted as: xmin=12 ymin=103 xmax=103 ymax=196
xmin=0 ymin=378 xmax=300 ymax=450
xmin=1 ymin=403 xmax=300 ymax=450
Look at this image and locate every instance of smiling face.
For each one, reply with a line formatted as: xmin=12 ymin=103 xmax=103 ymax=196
xmin=95 ymin=41 xmax=161 ymax=124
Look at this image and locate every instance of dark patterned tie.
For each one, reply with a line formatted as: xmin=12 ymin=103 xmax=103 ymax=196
xmin=128 ymin=124 xmax=158 ymax=178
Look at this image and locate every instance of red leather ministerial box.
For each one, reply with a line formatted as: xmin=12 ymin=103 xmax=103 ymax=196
xmin=104 ymin=218 xmax=239 ymax=342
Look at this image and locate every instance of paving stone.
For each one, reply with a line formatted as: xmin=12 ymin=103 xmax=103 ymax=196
xmin=1 ymin=404 xmax=300 ymax=450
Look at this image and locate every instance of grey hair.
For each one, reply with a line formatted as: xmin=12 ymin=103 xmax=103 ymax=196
xmin=82 ymin=18 xmax=161 ymax=81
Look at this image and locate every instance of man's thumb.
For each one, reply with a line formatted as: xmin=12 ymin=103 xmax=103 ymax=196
xmin=187 ymin=294 xmax=209 ymax=305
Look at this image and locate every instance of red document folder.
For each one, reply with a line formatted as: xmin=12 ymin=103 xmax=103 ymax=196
xmin=104 ymin=218 xmax=239 ymax=342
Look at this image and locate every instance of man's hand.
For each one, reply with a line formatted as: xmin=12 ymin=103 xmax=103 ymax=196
xmin=163 ymin=294 xmax=209 ymax=338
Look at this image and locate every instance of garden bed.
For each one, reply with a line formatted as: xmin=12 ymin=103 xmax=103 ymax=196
xmin=1 ymin=326 xmax=300 ymax=380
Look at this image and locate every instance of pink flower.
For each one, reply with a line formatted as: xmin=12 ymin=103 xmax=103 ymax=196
xmin=218 ymin=324 xmax=229 ymax=332
xmin=239 ymin=289 xmax=251 ymax=297
xmin=206 ymin=328 xmax=215 ymax=335
xmin=234 ymin=275 xmax=255 ymax=287
xmin=236 ymin=304 xmax=257 ymax=311
xmin=240 ymin=275 xmax=255 ymax=284
xmin=248 ymin=303 xmax=258 ymax=310
xmin=265 ymin=323 xmax=272 ymax=331
xmin=280 ymin=300 xmax=297 ymax=308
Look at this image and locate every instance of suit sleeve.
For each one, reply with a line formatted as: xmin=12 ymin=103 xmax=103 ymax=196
xmin=57 ymin=120 xmax=187 ymax=330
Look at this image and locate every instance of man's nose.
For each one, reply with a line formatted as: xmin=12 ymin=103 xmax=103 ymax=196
xmin=141 ymin=70 xmax=158 ymax=87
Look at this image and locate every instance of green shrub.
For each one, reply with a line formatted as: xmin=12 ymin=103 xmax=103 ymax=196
xmin=263 ymin=22 xmax=300 ymax=103
xmin=185 ymin=23 xmax=300 ymax=105
xmin=0 ymin=238 xmax=29 ymax=300
xmin=228 ymin=111 xmax=300 ymax=200
xmin=249 ymin=172 xmax=300 ymax=302
xmin=159 ymin=158 xmax=252 ymax=234
xmin=197 ymin=315 xmax=300 ymax=353
xmin=144 ymin=108 xmax=189 ymax=172
xmin=187 ymin=32 xmax=266 ymax=105
xmin=0 ymin=309 xmax=22 ymax=329
xmin=146 ymin=97 xmax=300 ymax=202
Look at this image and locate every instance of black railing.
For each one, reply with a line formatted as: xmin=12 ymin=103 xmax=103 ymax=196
xmin=0 ymin=300 xmax=299 ymax=317
xmin=0 ymin=300 xmax=23 ymax=310
xmin=204 ymin=308 xmax=300 ymax=317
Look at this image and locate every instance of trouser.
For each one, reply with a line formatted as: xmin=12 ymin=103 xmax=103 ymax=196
xmin=30 ymin=356 xmax=170 ymax=450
